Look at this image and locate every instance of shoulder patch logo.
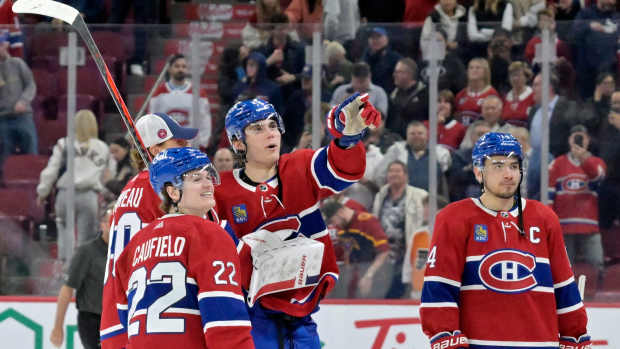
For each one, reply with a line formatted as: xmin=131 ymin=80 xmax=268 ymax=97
xmin=232 ymin=204 xmax=248 ymax=224
xmin=473 ymin=224 xmax=488 ymax=242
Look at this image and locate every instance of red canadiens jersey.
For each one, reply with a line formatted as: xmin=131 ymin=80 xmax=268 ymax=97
xmin=333 ymin=211 xmax=389 ymax=263
xmin=0 ymin=0 xmax=23 ymax=57
xmin=111 ymin=214 xmax=254 ymax=349
xmin=149 ymin=81 xmax=212 ymax=147
xmin=549 ymin=155 xmax=606 ymax=234
xmin=423 ymin=119 xmax=466 ymax=151
xmin=215 ymin=141 xmax=366 ymax=317
xmin=502 ymin=86 xmax=535 ymax=128
xmin=101 ymin=170 xmax=165 ymax=348
xmin=420 ymin=198 xmax=588 ymax=347
xmin=455 ymin=86 xmax=499 ymax=126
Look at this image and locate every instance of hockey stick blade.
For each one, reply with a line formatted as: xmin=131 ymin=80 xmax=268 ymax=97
xmin=578 ymin=274 xmax=586 ymax=300
xmin=12 ymin=0 xmax=79 ymax=25
xmin=12 ymin=0 xmax=152 ymax=166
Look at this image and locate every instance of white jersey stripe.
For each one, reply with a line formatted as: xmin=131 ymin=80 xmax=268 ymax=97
xmin=203 ymin=320 xmax=252 ymax=332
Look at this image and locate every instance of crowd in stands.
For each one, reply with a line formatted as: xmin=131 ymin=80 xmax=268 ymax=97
xmin=0 ymin=0 xmax=619 ymax=300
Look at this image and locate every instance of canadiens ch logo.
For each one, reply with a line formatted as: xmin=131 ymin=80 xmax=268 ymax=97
xmin=478 ymin=249 xmax=538 ymax=293
xmin=232 ymin=204 xmax=248 ymax=223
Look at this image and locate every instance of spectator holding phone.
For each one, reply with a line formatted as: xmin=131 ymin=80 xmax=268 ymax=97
xmin=548 ymin=125 xmax=606 ymax=279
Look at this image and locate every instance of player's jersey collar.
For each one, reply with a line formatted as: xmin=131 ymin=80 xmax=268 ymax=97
xmin=471 ymin=197 xmax=526 ymax=217
xmin=232 ymin=168 xmax=279 ymax=192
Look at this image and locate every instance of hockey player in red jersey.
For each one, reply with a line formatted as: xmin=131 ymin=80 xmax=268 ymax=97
xmin=216 ymin=95 xmax=380 ymax=348
xmin=420 ymin=132 xmax=592 ymax=349
xmin=111 ymin=147 xmax=254 ymax=349
xmin=100 ymin=113 xmax=200 ymax=348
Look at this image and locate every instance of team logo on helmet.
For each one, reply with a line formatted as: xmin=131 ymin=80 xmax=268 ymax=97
xmin=157 ymin=128 xmax=168 ymax=139
xmin=478 ymin=249 xmax=537 ymax=293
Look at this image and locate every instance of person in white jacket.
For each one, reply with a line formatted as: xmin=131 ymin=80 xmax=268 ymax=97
xmin=372 ymin=160 xmax=428 ymax=298
xmin=36 ymin=109 xmax=110 ymax=263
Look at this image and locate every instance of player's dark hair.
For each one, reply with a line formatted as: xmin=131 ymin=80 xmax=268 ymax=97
xmin=160 ymin=185 xmax=179 ymax=213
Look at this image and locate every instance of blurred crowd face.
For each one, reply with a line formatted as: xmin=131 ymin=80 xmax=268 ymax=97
xmin=609 ymin=92 xmax=620 ymax=128
xmin=438 ymin=97 xmax=453 ymax=122
xmin=351 ymin=76 xmax=371 ymax=93
xmin=532 ymin=74 xmax=546 ymax=104
xmin=386 ymin=163 xmax=408 ymax=188
xmin=509 ymin=69 xmax=527 ymax=91
xmin=471 ymin=123 xmax=491 ymax=143
xmin=368 ymin=33 xmax=388 ymax=53
xmin=598 ymin=75 xmax=616 ymax=97
xmin=598 ymin=0 xmax=616 ymax=12
xmin=169 ymin=57 xmax=188 ymax=82
xmin=214 ymin=148 xmax=234 ymax=172
xmin=272 ymin=24 xmax=289 ymax=46
xmin=393 ymin=62 xmax=414 ymax=89
xmin=406 ymin=124 xmax=429 ymax=152
xmin=481 ymin=97 xmax=503 ymax=125
xmin=467 ymin=60 xmax=485 ymax=83
xmin=246 ymin=59 xmax=259 ymax=80
xmin=109 ymin=143 xmax=128 ymax=162
xmin=537 ymin=13 xmax=555 ymax=31
xmin=439 ymin=0 xmax=457 ymax=14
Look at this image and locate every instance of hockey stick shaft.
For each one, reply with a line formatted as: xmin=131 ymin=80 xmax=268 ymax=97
xmin=135 ymin=59 xmax=171 ymax=120
xmin=72 ymin=17 xmax=151 ymax=165
xmin=13 ymin=0 xmax=152 ymax=165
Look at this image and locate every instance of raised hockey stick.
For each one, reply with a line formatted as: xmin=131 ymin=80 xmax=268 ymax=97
xmin=578 ymin=274 xmax=586 ymax=300
xmin=135 ymin=58 xmax=171 ymax=120
xmin=12 ymin=0 xmax=152 ymax=165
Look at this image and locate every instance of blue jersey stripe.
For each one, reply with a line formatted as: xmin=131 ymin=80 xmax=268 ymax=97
xmin=311 ymin=147 xmax=353 ymax=193
xmin=421 ymin=281 xmax=460 ymax=303
xmin=462 ymin=261 xmax=554 ymax=288
xmin=198 ymin=297 xmax=250 ymax=327
xmin=299 ymin=209 xmax=327 ymax=238
xmin=554 ymin=282 xmax=582 ymax=309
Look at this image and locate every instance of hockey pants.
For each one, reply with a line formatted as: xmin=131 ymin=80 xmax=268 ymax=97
xmin=249 ymin=303 xmax=321 ymax=349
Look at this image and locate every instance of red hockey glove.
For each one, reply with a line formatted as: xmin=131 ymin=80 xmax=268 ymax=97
xmin=559 ymin=335 xmax=592 ymax=349
xmin=430 ymin=330 xmax=469 ymax=349
xmin=326 ymin=92 xmax=381 ymax=147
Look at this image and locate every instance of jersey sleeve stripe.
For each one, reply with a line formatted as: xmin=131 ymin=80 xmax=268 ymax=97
xmin=423 ymin=275 xmax=462 ymax=287
xmin=100 ymin=325 xmax=127 ymax=341
xmin=203 ymin=320 xmax=252 ymax=332
xmin=554 ymin=276 xmax=575 ymax=289
xmin=198 ymin=291 xmax=245 ymax=302
xmin=554 ymin=281 xmax=582 ymax=309
xmin=100 ymin=323 xmax=125 ymax=337
xmin=419 ymin=301 xmax=458 ymax=308
xmin=557 ymin=302 xmax=584 ymax=315
xmin=198 ymin=296 xmax=250 ymax=328
xmin=421 ymin=280 xmax=460 ymax=303
xmin=310 ymin=147 xmax=355 ymax=193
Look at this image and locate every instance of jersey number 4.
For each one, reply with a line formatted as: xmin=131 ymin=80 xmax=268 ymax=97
xmin=127 ymin=261 xmax=187 ymax=336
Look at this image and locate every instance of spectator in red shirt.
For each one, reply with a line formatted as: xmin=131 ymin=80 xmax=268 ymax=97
xmin=455 ymin=57 xmax=500 ymax=126
xmin=424 ymin=89 xmax=466 ymax=151
xmin=502 ymin=61 xmax=535 ymax=127
xmin=524 ymin=9 xmax=571 ymax=65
